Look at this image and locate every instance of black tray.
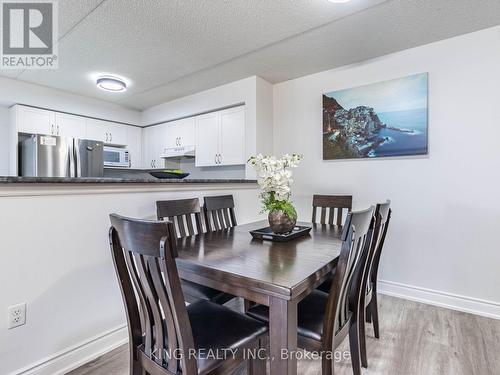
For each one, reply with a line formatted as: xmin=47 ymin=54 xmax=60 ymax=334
xmin=250 ymin=225 xmax=312 ymax=242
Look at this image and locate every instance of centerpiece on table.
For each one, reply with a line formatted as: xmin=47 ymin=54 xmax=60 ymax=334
xmin=248 ymin=153 xmax=303 ymax=234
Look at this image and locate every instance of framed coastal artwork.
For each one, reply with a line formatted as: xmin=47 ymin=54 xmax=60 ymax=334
xmin=323 ymin=73 xmax=428 ymax=160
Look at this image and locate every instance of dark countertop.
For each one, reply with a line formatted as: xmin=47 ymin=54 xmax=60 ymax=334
xmin=0 ymin=176 xmax=257 ymax=184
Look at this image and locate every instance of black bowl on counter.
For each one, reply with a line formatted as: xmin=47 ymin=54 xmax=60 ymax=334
xmin=148 ymin=170 xmax=190 ymax=179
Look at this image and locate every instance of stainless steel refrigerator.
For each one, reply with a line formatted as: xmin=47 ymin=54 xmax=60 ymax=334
xmin=21 ymin=134 xmax=104 ymax=177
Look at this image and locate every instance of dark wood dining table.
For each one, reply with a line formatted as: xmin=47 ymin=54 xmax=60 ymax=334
xmin=175 ymin=220 xmax=343 ymax=375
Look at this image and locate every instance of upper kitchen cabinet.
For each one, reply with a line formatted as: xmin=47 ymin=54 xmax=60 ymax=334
xmin=195 ymin=106 xmax=245 ymax=167
xmin=126 ymin=126 xmax=143 ymax=169
xmin=143 ymin=124 xmax=167 ymax=169
xmin=54 ymin=113 xmax=86 ymax=138
xmin=14 ymin=105 xmax=85 ymax=138
xmin=219 ymin=107 xmax=245 ymax=166
xmin=195 ymin=112 xmax=219 ymax=167
xmin=165 ymin=117 xmax=195 ymax=149
xmin=16 ymin=105 xmax=56 ymax=135
xmin=86 ymin=119 xmax=127 ymax=146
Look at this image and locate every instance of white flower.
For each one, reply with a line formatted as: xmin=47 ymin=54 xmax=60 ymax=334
xmin=248 ymin=153 xmax=303 ymax=205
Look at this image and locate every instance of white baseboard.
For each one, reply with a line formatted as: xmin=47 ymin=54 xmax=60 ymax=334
xmin=378 ymin=279 xmax=500 ymax=320
xmin=11 ymin=324 xmax=128 ymax=375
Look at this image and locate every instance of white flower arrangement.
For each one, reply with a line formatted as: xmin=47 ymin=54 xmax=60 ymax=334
xmin=248 ymin=153 xmax=303 ymax=218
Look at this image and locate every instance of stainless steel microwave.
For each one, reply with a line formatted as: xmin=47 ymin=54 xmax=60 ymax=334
xmin=103 ymin=146 xmax=130 ymax=168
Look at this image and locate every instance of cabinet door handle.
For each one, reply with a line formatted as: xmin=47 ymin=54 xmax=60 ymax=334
xmin=178 ymin=137 xmax=181 ymax=146
xmin=110 ymin=133 xmax=113 ymax=142
xmin=105 ymin=132 xmax=108 ymax=142
xmin=57 ymin=125 xmax=60 ymax=135
xmin=215 ymin=154 xmax=217 ymax=164
xmin=218 ymin=154 xmax=222 ymax=164
xmin=51 ymin=124 xmax=54 ymax=135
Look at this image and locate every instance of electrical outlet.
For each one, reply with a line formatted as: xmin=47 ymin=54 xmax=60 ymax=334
xmin=8 ymin=303 xmax=26 ymax=329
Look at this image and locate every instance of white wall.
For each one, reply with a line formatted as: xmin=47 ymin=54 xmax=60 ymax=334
xmin=0 ymin=184 xmax=261 ymax=375
xmin=142 ymin=76 xmax=273 ymax=177
xmin=273 ymin=26 xmax=500 ymax=318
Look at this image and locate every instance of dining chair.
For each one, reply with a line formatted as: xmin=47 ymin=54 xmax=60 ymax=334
xmin=247 ymin=206 xmax=375 ymax=375
xmin=203 ymin=195 xmax=237 ymax=232
xmin=313 ymin=195 xmax=353 ymax=293
xmin=156 ymin=198 xmax=234 ymax=305
xmin=312 ymin=194 xmax=352 ymax=225
xmin=358 ymin=200 xmax=392 ymax=368
xmin=109 ymin=214 xmax=268 ymax=375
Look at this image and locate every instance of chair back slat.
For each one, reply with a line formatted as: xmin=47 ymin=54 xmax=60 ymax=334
xmin=312 ymin=195 xmax=352 ymax=225
xmin=109 ymin=214 xmax=198 ymax=375
xmin=217 ymin=209 xmax=225 ymax=229
xmin=322 ymin=206 xmax=374 ymax=343
xmin=185 ymin=214 xmax=194 ymax=235
xmin=204 ymin=195 xmax=237 ymax=232
xmin=148 ymin=257 xmax=179 ymax=372
xmin=157 ymin=198 xmax=204 ymax=238
xmin=320 ymin=207 xmax=327 ymax=224
xmin=367 ymin=200 xmax=392 ymax=289
xmin=176 ymin=216 xmax=187 ymax=237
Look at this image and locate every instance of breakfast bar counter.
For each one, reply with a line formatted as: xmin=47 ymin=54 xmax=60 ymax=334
xmin=0 ymin=176 xmax=257 ymax=184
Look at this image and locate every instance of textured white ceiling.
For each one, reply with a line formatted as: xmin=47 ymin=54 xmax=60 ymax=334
xmin=2 ymin=0 xmax=500 ymax=110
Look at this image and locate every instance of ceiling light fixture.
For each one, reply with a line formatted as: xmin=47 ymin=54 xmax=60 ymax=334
xmin=327 ymin=0 xmax=352 ymax=3
xmin=96 ymin=76 xmax=127 ymax=92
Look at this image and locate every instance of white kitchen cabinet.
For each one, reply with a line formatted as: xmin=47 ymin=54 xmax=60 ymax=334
xmin=219 ymin=107 xmax=246 ymax=166
xmin=143 ymin=124 xmax=166 ymax=169
xmin=16 ymin=106 xmax=56 ymax=135
xmin=195 ymin=112 xmax=220 ymax=167
xmin=54 ymin=112 xmax=86 ymax=138
xmin=15 ymin=105 xmax=87 ymax=138
xmin=86 ymin=119 xmax=127 ymax=145
xmin=195 ymin=106 xmax=245 ymax=167
xmin=126 ymin=126 xmax=142 ymax=169
xmin=165 ymin=117 xmax=196 ymax=149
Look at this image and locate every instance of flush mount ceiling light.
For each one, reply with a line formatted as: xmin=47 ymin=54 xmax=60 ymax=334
xmin=327 ymin=0 xmax=352 ymax=3
xmin=96 ymin=76 xmax=127 ymax=92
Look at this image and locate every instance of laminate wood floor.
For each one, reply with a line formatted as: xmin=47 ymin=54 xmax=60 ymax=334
xmin=68 ymin=295 xmax=500 ymax=375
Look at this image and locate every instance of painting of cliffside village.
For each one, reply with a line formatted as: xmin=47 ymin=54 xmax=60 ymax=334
xmin=323 ymin=73 xmax=428 ymax=160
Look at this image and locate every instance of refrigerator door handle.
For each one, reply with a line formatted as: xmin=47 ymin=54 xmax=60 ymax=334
xmin=74 ymin=139 xmax=82 ymax=177
xmin=68 ymin=138 xmax=76 ymax=177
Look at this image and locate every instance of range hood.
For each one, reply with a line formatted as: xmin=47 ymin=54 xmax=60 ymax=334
xmin=160 ymin=145 xmax=195 ymax=159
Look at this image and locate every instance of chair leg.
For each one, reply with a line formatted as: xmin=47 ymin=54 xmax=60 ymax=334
xmin=358 ymin=301 xmax=368 ymax=368
xmin=248 ymin=356 xmax=266 ymax=375
xmin=321 ymin=355 xmax=334 ymax=375
xmin=349 ymin=318 xmax=362 ymax=375
xmin=371 ymin=293 xmax=380 ymax=339
xmin=366 ymin=305 xmax=372 ymax=323
xmin=248 ymin=339 xmax=267 ymax=375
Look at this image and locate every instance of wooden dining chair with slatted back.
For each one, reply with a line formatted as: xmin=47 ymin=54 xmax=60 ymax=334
xmin=203 ymin=195 xmax=237 ymax=232
xmin=248 ymin=206 xmax=375 ymax=375
xmin=313 ymin=195 xmax=353 ymax=293
xmin=156 ymin=198 xmax=234 ymax=305
xmin=358 ymin=200 xmax=392 ymax=368
xmin=109 ymin=214 xmax=268 ymax=375
xmin=312 ymin=194 xmax=352 ymax=226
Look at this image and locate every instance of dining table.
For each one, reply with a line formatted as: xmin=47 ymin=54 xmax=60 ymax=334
xmin=175 ymin=220 xmax=343 ymax=375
